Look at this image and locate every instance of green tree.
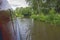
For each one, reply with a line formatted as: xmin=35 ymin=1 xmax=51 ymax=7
xmin=25 ymin=0 xmax=60 ymax=13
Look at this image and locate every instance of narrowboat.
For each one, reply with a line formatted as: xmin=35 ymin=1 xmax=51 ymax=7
xmin=0 ymin=0 xmax=14 ymax=40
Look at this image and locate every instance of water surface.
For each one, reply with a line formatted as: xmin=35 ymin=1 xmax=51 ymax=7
xmin=3 ymin=18 xmax=60 ymax=40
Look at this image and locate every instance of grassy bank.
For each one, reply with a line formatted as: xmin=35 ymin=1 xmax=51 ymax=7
xmin=13 ymin=7 xmax=60 ymax=24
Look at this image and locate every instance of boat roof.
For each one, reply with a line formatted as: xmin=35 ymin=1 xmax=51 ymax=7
xmin=0 ymin=0 xmax=12 ymax=11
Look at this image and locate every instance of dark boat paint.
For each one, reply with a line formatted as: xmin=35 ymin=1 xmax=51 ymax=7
xmin=0 ymin=24 xmax=3 ymax=40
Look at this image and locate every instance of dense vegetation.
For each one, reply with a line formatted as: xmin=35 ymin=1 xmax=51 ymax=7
xmin=13 ymin=0 xmax=60 ymax=24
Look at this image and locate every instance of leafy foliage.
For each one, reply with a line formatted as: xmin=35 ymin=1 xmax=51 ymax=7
xmin=13 ymin=7 xmax=33 ymax=18
xmin=13 ymin=0 xmax=60 ymax=24
xmin=25 ymin=0 xmax=60 ymax=13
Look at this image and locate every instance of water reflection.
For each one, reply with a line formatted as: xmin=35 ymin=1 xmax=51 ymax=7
xmin=31 ymin=21 xmax=60 ymax=40
xmin=13 ymin=18 xmax=33 ymax=40
xmin=3 ymin=18 xmax=60 ymax=40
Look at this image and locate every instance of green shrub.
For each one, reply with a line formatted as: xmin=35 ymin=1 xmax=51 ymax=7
xmin=13 ymin=7 xmax=60 ymax=24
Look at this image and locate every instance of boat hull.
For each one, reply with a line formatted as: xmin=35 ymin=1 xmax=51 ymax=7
xmin=0 ymin=10 xmax=12 ymax=40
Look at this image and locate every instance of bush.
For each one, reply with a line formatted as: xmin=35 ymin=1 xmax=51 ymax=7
xmin=13 ymin=7 xmax=60 ymax=24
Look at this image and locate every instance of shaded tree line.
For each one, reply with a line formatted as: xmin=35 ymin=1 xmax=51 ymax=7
xmin=25 ymin=0 xmax=60 ymax=14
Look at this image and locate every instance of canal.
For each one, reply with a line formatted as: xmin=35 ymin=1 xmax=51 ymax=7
xmin=1 ymin=17 xmax=60 ymax=40
xmin=9 ymin=18 xmax=60 ymax=40
xmin=1 ymin=18 xmax=33 ymax=40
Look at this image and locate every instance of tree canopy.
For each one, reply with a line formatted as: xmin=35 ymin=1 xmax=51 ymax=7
xmin=25 ymin=0 xmax=60 ymax=13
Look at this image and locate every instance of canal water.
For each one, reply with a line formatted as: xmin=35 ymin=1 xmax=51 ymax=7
xmin=31 ymin=21 xmax=60 ymax=40
xmin=12 ymin=18 xmax=33 ymax=40
xmin=2 ymin=18 xmax=60 ymax=40
xmin=5 ymin=18 xmax=33 ymax=40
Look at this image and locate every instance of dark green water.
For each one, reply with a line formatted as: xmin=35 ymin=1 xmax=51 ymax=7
xmin=31 ymin=21 xmax=60 ymax=40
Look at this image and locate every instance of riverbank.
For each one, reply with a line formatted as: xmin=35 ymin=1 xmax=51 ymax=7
xmin=13 ymin=7 xmax=60 ymax=24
